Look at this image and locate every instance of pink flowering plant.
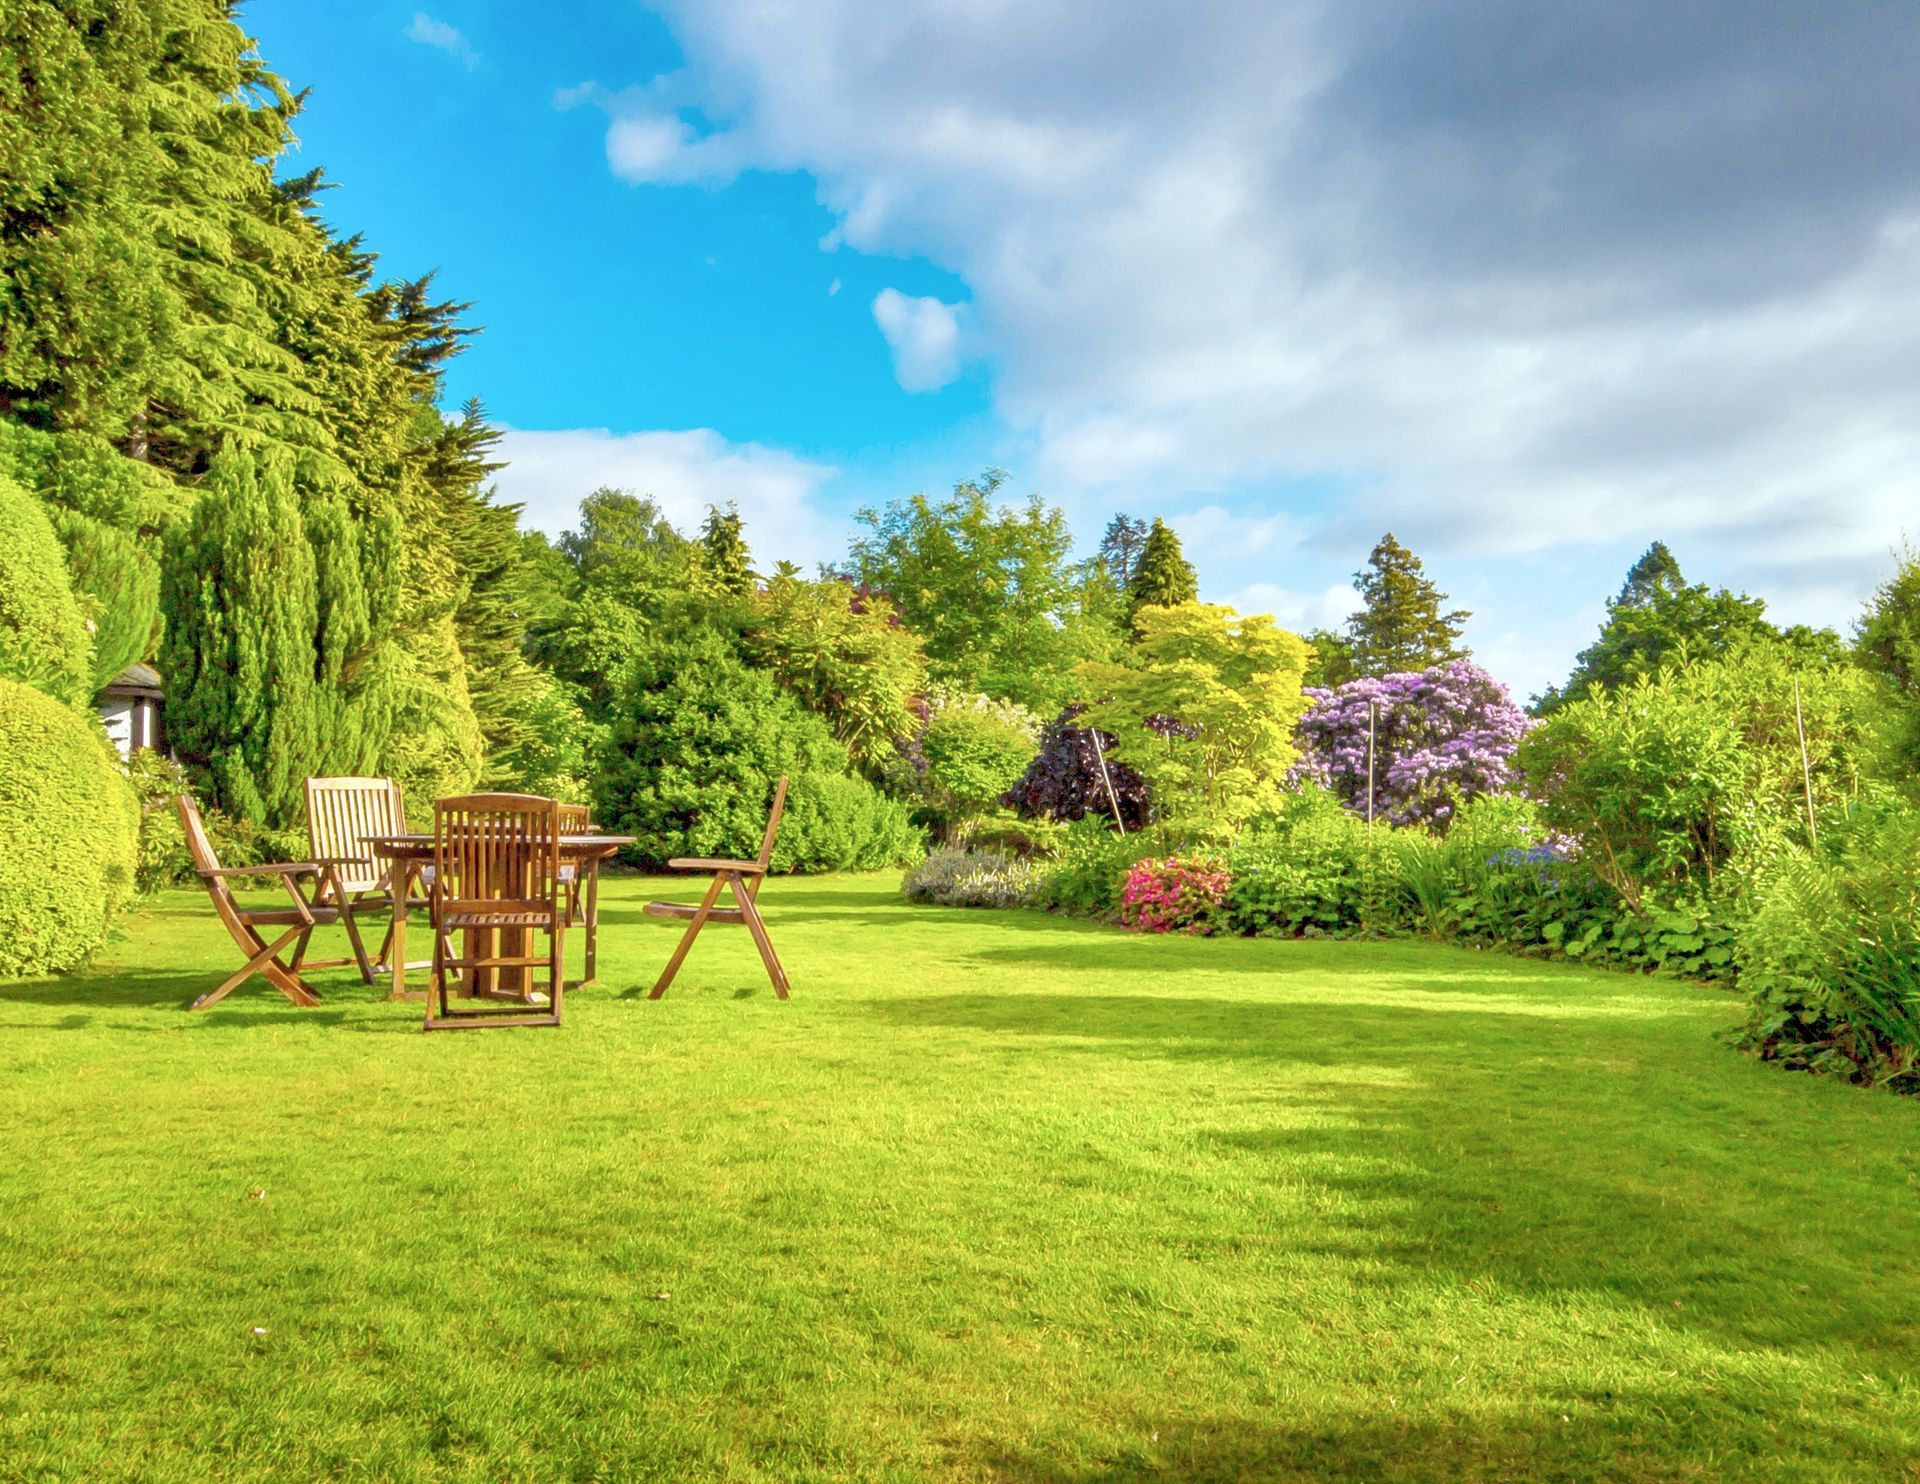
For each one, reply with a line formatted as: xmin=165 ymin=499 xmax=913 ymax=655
xmin=1120 ymin=853 xmax=1231 ymax=934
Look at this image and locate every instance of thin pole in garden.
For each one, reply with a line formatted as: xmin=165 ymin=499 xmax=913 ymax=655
xmin=1793 ymin=678 xmax=1818 ymax=847
xmin=1366 ymin=701 xmax=1376 ymax=835
xmin=1091 ymin=727 xmax=1127 ymax=837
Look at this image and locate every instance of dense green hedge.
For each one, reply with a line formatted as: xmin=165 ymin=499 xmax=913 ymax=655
xmin=773 ymin=771 xmax=923 ymax=873
xmin=0 ymin=679 xmax=139 ymax=977
xmin=0 ymin=473 xmax=92 ymax=706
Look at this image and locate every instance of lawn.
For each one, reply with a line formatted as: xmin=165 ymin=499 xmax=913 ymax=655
xmin=0 ymin=875 xmax=1915 ymax=1482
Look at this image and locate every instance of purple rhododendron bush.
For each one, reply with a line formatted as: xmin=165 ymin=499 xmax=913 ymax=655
xmin=1292 ymin=659 xmax=1530 ymax=829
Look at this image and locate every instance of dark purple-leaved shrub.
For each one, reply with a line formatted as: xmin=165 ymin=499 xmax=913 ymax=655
xmin=1006 ymin=705 xmax=1152 ymax=830
xmin=1292 ymin=659 xmax=1530 ymax=829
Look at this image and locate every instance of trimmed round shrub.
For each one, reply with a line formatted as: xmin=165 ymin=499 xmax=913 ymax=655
xmin=773 ymin=771 xmax=925 ymax=873
xmin=0 ymin=678 xmax=139 ymax=977
xmin=0 ymin=473 xmax=92 ymax=706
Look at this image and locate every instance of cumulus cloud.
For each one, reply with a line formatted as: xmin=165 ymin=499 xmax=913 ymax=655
xmin=491 ymin=427 xmax=841 ymax=570
xmin=403 ymin=13 xmax=476 ymax=70
xmin=871 ymin=289 xmax=964 ymax=392
xmin=582 ymin=0 xmax=1920 ymax=646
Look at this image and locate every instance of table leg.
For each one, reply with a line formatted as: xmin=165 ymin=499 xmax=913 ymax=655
xmin=386 ymin=862 xmax=411 ymax=1001
xmin=584 ymin=862 xmax=600 ymax=985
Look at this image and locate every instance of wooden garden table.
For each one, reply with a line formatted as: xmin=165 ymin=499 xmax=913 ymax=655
xmin=367 ymin=833 xmax=633 ymax=1001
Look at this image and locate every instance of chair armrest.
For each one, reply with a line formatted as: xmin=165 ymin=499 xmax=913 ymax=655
xmin=667 ymin=857 xmax=767 ymax=874
xmin=206 ymin=861 xmax=320 ymax=878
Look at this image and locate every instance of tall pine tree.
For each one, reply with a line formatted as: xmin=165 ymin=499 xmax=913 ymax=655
xmin=697 ymin=502 xmax=753 ymax=596
xmin=1125 ymin=517 xmax=1198 ymax=635
xmin=1099 ymin=514 xmax=1149 ymax=589
xmin=1344 ymin=533 xmax=1470 ymax=675
xmin=1537 ymin=542 xmax=1783 ymax=712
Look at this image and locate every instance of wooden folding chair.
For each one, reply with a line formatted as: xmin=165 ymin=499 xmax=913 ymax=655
xmin=176 ymin=794 xmax=341 ymax=1011
xmin=555 ymin=801 xmax=603 ymax=985
xmin=645 ymin=778 xmax=790 ymax=999
xmin=305 ymin=776 xmax=410 ymax=985
xmin=424 ymin=794 xmax=566 ymax=1032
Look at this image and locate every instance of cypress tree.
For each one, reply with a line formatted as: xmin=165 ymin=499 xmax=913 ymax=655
xmin=697 ymin=502 xmax=753 ymax=596
xmin=1344 ymin=533 xmax=1470 ymax=675
xmin=52 ymin=510 xmax=158 ymax=688
xmin=160 ymin=445 xmax=320 ymax=827
xmin=1125 ymin=517 xmax=1198 ymax=634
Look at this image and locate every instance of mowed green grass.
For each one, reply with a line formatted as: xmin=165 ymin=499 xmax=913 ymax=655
xmin=0 ymin=876 xmax=1916 ymax=1482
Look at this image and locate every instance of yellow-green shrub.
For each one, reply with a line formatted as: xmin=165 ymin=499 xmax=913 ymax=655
xmin=0 ymin=473 xmax=92 ymax=706
xmin=0 ymin=679 xmax=138 ymax=977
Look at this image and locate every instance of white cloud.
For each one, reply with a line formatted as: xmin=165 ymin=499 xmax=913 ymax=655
xmin=580 ymin=0 xmax=1920 ymax=646
xmin=492 ymin=427 xmax=841 ymax=570
xmin=1219 ymin=581 xmax=1357 ymax=635
xmin=403 ymin=13 xmax=476 ymax=70
xmin=871 ymin=288 xmax=964 ymax=393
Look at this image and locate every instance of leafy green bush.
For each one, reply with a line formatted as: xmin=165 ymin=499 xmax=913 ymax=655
xmin=1519 ymin=642 xmax=1882 ymax=904
xmin=0 ymin=473 xmax=92 ymax=706
xmin=125 ymin=748 xmax=193 ymax=891
xmin=901 ymin=848 xmax=1043 ymax=908
xmin=597 ymin=629 xmax=850 ymax=868
xmin=1225 ymin=787 xmax=1384 ymax=937
xmin=121 ymin=749 xmax=307 ymax=890
xmin=0 ymin=679 xmax=138 ymax=976
xmin=1028 ymin=817 xmax=1168 ymax=918
xmin=774 ymin=771 xmax=924 ymax=873
xmin=911 ymin=688 xmax=1041 ymax=843
xmin=1735 ymin=795 xmax=1920 ymax=1089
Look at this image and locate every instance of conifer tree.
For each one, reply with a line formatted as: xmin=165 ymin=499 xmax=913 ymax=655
xmin=160 ymin=445 xmax=321 ymax=827
xmin=1537 ymin=542 xmax=1778 ymax=712
xmin=697 ymin=502 xmax=754 ymax=596
xmin=1344 ymin=533 xmax=1470 ymax=675
xmin=1099 ymin=514 xmax=1150 ymax=589
xmin=1125 ymin=517 xmax=1198 ymax=634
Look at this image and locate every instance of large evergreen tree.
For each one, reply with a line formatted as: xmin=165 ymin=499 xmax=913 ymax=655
xmin=1344 ymin=533 xmax=1470 ymax=675
xmin=1124 ymin=517 xmax=1198 ymax=635
xmin=159 ymin=446 xmax=322 ymax=828
xmin=1537 ymin=542 xmax=1781 ymax=712
xmin=696 ymin=502 xmax=753 ymax=597
xmin=1099 ymin=514 xmax=1150 ymax=589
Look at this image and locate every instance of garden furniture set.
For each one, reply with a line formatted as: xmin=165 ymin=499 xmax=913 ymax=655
xmin=176 ymin=775 xmax=792 ymax=1025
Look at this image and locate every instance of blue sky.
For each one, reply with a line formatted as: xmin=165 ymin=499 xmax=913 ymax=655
xmin=249 ymin=2 xmax=1920 ymax=696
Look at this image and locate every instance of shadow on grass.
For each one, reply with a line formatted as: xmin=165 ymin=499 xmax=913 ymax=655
xmin=0 ymin=964 xmax=387 ymax=1019
xmin=966 ymin=1386 xmax=1911 ymax=1483
xmin=860 ymin=982 xmax=1907 ymax=1366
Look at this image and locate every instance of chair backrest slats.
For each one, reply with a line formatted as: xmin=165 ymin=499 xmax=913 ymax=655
xmin=434 ymin=793 xmax=561 ymax=912
xmin=556 ymin=802 xmax=590 ymax=836
xmin=177 ymin=792 xmax=221 ymax=878
xmin=755 ymin=777 xmax=790 ymax=872
xmin=307 ymin=777 xmax=406 ymax=896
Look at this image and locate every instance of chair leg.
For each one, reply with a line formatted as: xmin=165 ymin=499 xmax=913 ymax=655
xmin=730 ymin=873 xmax=791 ymax=999
xmin=195 ymin=927 xmax=318 ymax=1011
xmin=649 ymin=873 xmax=727 ymax=999
xmin=339 ymin=899 xmax=377 ymax=986
xmin=426 ymin=914 xmax=448 ymax=1029
xmin=550 ymin=926 xmax=565 ymax=1024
